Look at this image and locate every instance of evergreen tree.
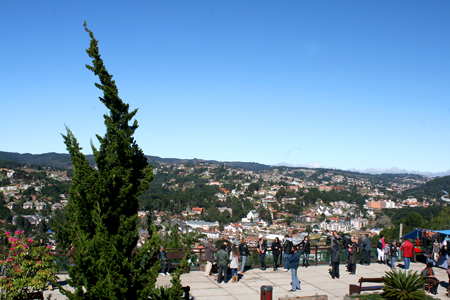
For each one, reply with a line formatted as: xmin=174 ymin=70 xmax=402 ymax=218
xmin=59 ymin=22 xmax=161 ymax=300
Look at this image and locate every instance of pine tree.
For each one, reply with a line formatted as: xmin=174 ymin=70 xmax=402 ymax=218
xmin=59 ymin=22 xmax=160 ymax=300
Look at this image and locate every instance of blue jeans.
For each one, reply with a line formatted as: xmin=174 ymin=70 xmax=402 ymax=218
xmin=260 ymin=252 xmax=266 ymax=268
xmin=290 ymin=268 xmax=301 ymax=290
xmin=283 ymin=253 xmax=292 ymax=270
xmin=302 ymin=252 xmax=309 ymax=265
xmin=391 ymin=256 xmax=396 ymax=268
xmin=240 ymin=255 xmax=247 ymax=272
xmin=404 ymin=257 xmax=411 ymax=270
xmin=231 ymin=268 xmax=238 ymax=277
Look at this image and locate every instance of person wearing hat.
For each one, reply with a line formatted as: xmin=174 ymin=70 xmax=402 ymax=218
xmin=258 ymin=234 xmax=267 ymax=270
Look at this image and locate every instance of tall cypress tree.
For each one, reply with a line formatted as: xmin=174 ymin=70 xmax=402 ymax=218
xmin=60 ymin=22 xmax=160 ymax=300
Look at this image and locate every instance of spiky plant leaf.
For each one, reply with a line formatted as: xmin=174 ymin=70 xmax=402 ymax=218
xmin=382 ymin=269 xmax=426 ymax=300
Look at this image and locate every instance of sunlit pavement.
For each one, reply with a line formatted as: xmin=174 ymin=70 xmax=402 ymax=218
xmin=46 ymin=262 xmax=450 ymax=300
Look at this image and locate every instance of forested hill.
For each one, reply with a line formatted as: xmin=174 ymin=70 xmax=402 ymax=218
xmin=0 ymin=151 xmax=271 ymax=171
xmin=403 ymin=175 xmax=450 ymax=199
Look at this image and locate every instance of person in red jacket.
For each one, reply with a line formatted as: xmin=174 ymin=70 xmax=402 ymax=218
xmin=400 ymin=238 xmax=414 ymax=270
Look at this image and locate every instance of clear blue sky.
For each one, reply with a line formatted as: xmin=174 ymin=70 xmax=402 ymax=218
xmin=1 ymin=1 xmax=449 ymax=173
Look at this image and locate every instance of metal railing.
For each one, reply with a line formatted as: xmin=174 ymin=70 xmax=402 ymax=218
xmin=52 ymin=243 xmax=423 ymax=273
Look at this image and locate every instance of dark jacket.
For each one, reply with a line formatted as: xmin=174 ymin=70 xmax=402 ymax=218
xmin=363 ymin=237 xmax=371 ymax=251
xmin=258 ymin=239 xmax=267 ymax=253
xmin=328 ymin=235 xmax=342 ymax=247
xmin=156 ymin=250 xmax=167 ymax=261
xmin=299 ymin=240 xmax=310 ymax=254
xmin=288 ymin=251 xmax=300 ymax=269
xmin=358 ymin=238 xmax=364 ymax=249
xmin=349 ymin=244 xmax=358 ymax=264
xmin=204 ymin=243 xmax=217 ymax=262
xmin=330 ymin=244 xmax=341 ymax=263
xmin=342 ymin=236 xmax=351 ymax=248
xmin=283 ymin=239 xmax=293 ymax=254
xmin=216 ymin=249 xmax=229 ymax=266
xmin=239 ymin=243 xmax=250 ymax=256
xmin=390 ymin=243 xmax=398 ymax=257
xmin=271 ymin=241 xmax=282 ymax=255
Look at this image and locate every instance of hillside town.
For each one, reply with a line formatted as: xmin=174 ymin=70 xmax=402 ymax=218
xmin=0 ymin=161 xmax=436 ymax=247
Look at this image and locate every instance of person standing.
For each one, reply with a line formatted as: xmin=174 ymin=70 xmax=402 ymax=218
xmin=390 ymin=240 xmax=398 ymax=269
xmin=400 ymin=238 xmax=414 ymax=270
xmin=229 ymin=245 xmax=239 ymax=283
xmin=258 ymin=234 xmax=267 ymax=271
xmin=272 ymin=237 xmax=282 ymax=271
xmin=204 ymin=240 xmax=217 ymax=277
xmin=330 ymin=239 xmax=341 ymax=279
xmin=288 ymin=246 xmax=301 ymax=291
xmin=348 ymin=237 xmax=358 ymax=275
xmin=342 ymin=235 xmax=351 ymax=269
xmin=327 ymin=231 xmax=341 ymax=265
xmin=358 ymin=236 xmax=365 ymax=265
xmin=238 ymin=238 xmax=250 ymax=274
xmin=299 ymin=236 xmax=311 ymax=268
xmin=283 ymin=235 xmax=293 ymax=272
xmin=216 ymin=244 xmax=229 ymax=284
xmin=363 ymin=234 xmax=372 ymax=266
xmin=377 ymin=235 xmax=386 ymax=264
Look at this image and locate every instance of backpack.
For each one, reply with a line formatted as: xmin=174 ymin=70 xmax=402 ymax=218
xmin=377 ymin=240 xmax=383 ymax=250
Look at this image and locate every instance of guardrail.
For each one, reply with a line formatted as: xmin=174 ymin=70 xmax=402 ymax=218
xmin=53 ymin=243 xmax=425 ymax=273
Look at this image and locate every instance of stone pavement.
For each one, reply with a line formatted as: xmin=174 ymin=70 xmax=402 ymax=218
xmin=44 ymin=261 xmax=450 ymax=299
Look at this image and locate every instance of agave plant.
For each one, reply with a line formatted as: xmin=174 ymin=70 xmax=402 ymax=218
xmin=382 ymin=269 xmax=426 ymax=300
xmin=148 ymin=285 xmax=171 ymax=300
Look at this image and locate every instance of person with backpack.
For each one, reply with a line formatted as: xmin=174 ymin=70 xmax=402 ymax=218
xmin=377 ymin=235 xmax=386 ymax=264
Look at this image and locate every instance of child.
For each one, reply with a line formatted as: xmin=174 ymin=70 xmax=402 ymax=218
xmin=230 ymin=245 xmax=239 ymax=283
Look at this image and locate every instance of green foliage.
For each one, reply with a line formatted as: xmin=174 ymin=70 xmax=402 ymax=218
xmin=58 ymin=23 xmax=161 ymax=300
xmin=148 ymin=285 xmax=170 ymax=300
xmin=428 ymin=206 xmax=450 ymax=230
xmin=0 ymin=230 xmax=58 ymax=299
xmin=382 ymin=269 xmax=426 ymax=300
xmin=403 ymin=175 xmax=450 ymax=199
xmin=168 ymin=249 xmax=189 ymax=300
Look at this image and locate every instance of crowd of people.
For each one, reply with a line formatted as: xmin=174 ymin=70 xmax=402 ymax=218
xmin=157 ymin=232 xmax=449 ymax=295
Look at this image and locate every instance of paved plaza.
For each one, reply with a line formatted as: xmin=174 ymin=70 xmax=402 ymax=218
xmin=45 ymin=261 xmax=450 ymax=300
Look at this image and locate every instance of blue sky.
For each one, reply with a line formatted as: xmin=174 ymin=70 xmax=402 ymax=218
xmin=1 ymin=1 xmax=449 ymax=173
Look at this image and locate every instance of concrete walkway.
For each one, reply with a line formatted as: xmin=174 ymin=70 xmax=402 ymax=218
xmin=45 ymin=261 xmax=450 ymax=299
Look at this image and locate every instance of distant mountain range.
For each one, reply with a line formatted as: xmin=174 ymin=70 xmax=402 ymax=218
xmin=0 ymin=151 xmax=271 ymax=172
xmin=1 ymin=151 xmax=448 ymax=177
xmin=275 ymin=162 xmax=450 ymax=177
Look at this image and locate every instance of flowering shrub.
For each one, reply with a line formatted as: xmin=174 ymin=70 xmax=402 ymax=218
xmin=0 ymin=231 xmax=58 ymax=299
